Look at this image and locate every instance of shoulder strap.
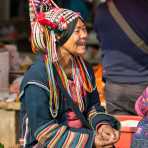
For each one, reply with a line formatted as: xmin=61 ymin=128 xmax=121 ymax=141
xmin=107 ymin=0 xmax=148 ymax=54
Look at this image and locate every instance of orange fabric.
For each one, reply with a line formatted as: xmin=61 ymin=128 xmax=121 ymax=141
xmin=93 ymin=64 xmax=106 ymax=106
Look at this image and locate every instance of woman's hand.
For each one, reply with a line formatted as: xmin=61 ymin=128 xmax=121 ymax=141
xmin=94 ymin=124 xmax=120 ymax=148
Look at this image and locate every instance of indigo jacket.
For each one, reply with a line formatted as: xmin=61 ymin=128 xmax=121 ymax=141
xmin=19 ymin=55 xmax=120 ymax=147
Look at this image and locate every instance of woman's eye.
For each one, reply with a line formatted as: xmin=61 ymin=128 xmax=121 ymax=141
xmin=74 ymin=28 xmax=87 ymax=33
xmin=74 ymin=30 xmax=80 ymax=33
xmin=82 ymin=28 xmax=87 ymax=33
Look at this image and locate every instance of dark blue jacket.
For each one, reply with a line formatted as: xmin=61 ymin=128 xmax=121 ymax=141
xmin=19 ymin=55 xmax=120 ymax=147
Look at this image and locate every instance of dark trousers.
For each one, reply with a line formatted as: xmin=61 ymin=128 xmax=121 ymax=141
xmin=105 ymin=81 xmax=147 ymax=115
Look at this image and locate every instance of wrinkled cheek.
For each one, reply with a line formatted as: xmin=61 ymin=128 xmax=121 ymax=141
xmin=72 ymin=45 xmax=78 ymax=52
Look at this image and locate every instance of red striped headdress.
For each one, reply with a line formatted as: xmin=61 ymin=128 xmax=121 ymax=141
xmin=29 ymin=0 xmax=81 ymax=62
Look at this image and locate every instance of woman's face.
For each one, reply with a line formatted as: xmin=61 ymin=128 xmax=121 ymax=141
xmin=61 ymin=19 xmax=88 ymax=56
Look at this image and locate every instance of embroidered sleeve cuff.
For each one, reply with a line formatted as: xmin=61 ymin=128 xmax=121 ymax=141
xmin=89 ymin=113 xmax=121 ymax=130
xmin=95 ymin=122 xmax=110 ymax=131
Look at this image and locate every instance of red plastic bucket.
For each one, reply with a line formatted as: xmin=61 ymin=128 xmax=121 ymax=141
xmin=115 ymin=115 xmax=142 ymax=148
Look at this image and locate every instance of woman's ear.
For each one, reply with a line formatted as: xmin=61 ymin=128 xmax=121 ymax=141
xmin=56 ymin=33 xmax=61 ymax=40
xmin=55 ymin=33 xmax=62 ymax=47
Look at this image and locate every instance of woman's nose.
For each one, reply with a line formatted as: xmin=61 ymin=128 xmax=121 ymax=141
xmin=80 ymin=29 xmax=88 ymax=38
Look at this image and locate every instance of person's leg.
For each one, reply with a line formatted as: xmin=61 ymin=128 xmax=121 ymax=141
xmin=105 ymin=81 xmax=147 ymax=115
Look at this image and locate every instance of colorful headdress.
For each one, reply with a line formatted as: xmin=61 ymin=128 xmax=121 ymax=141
xmin=29 ymin=0 xmax=94 ymax=118
xmin=29 ymin=0 xmax=81 ymax=61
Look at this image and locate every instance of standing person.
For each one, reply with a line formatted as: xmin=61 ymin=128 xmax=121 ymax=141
xmin=131 ymin=87 xmax=148 ymax=148
xmin=94 ymin=0 xmax=148 ymax=115
xmin=19 ymin=0 xmax=120 ymax=147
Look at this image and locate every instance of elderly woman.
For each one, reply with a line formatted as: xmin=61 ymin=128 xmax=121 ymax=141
xmin=19 ymin=0 xmax=120 ymax=147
